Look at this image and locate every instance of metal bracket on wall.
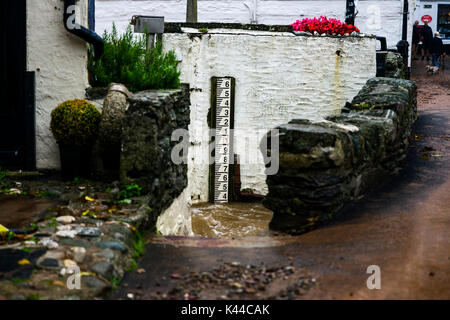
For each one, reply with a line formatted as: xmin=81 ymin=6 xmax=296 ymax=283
xmin=131 ymin=15 xmax=164 ymax=50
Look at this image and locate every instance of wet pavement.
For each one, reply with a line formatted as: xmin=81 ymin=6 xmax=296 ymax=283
xmin=0 ymin=196 xmax=58 ymax=230
xmin=112 ymin=62 xmax=449 ymax=300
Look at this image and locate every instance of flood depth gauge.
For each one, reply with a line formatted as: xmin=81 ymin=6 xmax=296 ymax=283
xmin=209 ymin=77 xmax=235 ymax=203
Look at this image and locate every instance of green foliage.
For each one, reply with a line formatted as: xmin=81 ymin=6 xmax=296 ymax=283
xmin=198 ymin=28 xmax=208 ymax=33
xmin=118 ymin=184 xmax=142 ymax=200
xmin=73 ymin=177 xmax=85 ymax=183
xmin=0 ymin=166 xmax=6 ymax=181
xmin=47 ymin=217 xmax=58 ymax=228
xmin=0 ymin=166 xmax=7 ymax=188
xmin=50 ymin=99 xmax=101 ymax=146
xmin=126 ymin=230 xmax=146 ymax=272
xmin=111 ymin=277 xmax=121 ymax=290
xmin=126 ymin=259 xmax=138 ymax=272
xmin=26 ymin=293 xmax=40 ymax=300
xmin=88 ymin=24 xmax=181 ymax=92
xmin=12 ymin=278 xmax=27 ymax=286
xmin=133 ymin=230 xmax=145 ymax=258
xmin=34 ymin=190 xmax=59 ymax=198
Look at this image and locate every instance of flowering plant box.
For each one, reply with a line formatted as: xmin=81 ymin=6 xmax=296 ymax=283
xmin=292 ymin=16 xmax=359 ymax=35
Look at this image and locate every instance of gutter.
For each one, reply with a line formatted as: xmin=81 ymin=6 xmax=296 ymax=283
xmin=63 ymin=0 xmax=104 ymax=59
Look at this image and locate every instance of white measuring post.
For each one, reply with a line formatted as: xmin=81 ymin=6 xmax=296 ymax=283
xmin=212 ymin=77 xmax=234 ymax=203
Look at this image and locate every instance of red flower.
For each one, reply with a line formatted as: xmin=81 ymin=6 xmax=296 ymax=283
xmin=292 ymin=16 xmax=359 ymax=35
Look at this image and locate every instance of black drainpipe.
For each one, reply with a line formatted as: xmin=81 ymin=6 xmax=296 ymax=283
xmin=397 ymin=0 xmax=410 ymax=79
xmin=345 ymin=0 xmax=356 ymax=25
xmin=63 ymin=0 xmax=104 ymax=59
xmin=402 ymin=0 xmax=409 ymax=41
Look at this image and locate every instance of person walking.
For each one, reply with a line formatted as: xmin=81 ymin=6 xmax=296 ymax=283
xmin=431 ymin=32 xmax=444 ymax=68
xmin=421 ymin=22 xmax=433 ymax=61
xmin=412 ymin=21 xmax=420 ymax=60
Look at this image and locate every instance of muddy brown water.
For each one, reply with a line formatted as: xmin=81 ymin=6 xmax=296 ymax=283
xmin=191 ymin=202 xmax=273 ymax=238
xmin=0 ymin=196 xmax=57 ymax=229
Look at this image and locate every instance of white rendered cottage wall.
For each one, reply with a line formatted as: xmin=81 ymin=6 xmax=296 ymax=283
xmin=96 ymin=0 xmax=415 ymax=50
xmin=163 ymin=30 xmax=376 ymax=201
xmin=27 ymin=0 xmax=90 ymax=169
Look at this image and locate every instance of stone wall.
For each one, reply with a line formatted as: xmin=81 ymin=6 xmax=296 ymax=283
xmin=119 ymin=85 xmax=192 ymax=234
xmin=262 ymin=77 xmax=417 ymax=234
xmin=162 ymin=24 xmax=377 ymax=201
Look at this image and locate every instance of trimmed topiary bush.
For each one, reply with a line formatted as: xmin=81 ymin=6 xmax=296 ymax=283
xmin=50 ymin=99 xmax=101 ymax=147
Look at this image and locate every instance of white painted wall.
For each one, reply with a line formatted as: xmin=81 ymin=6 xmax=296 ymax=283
xmin=96 ymin=0 xmax=415 ymax=50
xmin=163 ymin=29 xmax=377 ymax=201
xmin=27 ymin=0 xmax=90 ymax=169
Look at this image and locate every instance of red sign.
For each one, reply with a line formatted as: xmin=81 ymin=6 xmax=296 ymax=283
xmin=421 ymin=15 xmax=432 ymax=23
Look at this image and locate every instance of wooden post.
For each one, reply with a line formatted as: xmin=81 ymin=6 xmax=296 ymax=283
xmin=186 ymin=0 xmax=197 ymax=23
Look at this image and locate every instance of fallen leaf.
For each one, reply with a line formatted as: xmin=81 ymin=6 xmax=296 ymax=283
xmin=79 ymin=272 xmax=95 ymax=277
xmin=52 ymin=280 xmax=66 ymax=287
xmin=18 ymin=259 xmax=31 ymax=265
xmin=85 ymin=196 xmax=95 ymax=202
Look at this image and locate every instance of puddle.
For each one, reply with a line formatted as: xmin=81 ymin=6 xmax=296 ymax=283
xmin=0 ymin=196 xmax=58 ymax=229
xmin=191 ymin=202 xmax=273 ymax=238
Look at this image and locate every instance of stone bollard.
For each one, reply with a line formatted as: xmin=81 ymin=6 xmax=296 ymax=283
xmin=94 ymin=83 xmax=132 ymax=178
xmin=385 ymin=52 xmax=405 ymax=79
